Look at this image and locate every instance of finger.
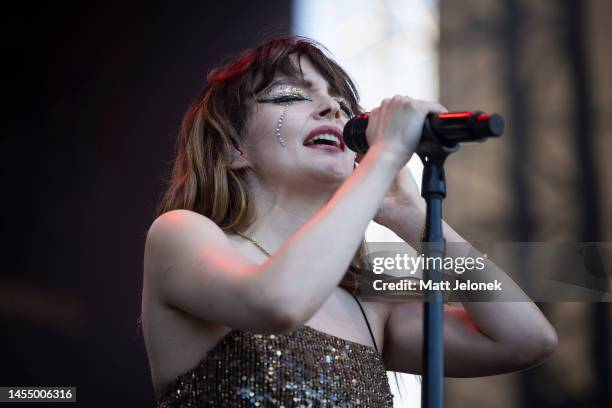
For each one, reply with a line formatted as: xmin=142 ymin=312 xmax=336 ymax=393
xmin=434 ymin=103 xmax=449 ymax=113
xmin=407 ymin=99 xmax=448 ymax=113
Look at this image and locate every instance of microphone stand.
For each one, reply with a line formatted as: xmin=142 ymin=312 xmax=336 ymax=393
xmin=416 ymin=120 xmax=460 ymax=408
xmin=344 ymin=110 xmax=503 ymax=407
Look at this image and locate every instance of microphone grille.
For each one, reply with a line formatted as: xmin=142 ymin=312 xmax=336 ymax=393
xmin=343 ymin=114 xmax=370 ymax=153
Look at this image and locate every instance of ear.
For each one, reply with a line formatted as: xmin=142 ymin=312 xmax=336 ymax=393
xmin=228 ymin=143 xmax=251 ymax=170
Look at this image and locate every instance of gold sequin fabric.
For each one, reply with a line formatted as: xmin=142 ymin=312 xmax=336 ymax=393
xmin=156 ymin=325 xmax=394 ymax=407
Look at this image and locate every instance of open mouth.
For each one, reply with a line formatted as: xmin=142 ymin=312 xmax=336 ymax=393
xmin=303 ymin=126 xmax=345 ymax=152
xmin=303 ymin=134 xmax=343 ymax=151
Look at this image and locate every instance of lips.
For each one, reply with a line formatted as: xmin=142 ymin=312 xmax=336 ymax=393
xmin=303 ymin=125 xmax=345 ymax=151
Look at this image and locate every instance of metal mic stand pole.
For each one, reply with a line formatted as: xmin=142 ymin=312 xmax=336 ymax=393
xmin=417 ymin=121 xmax=460 ymax=408
xmin=344 ymin=110 xmax=503 ymax=407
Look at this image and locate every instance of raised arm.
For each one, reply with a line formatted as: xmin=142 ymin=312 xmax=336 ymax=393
xmin=144 ymin=97 xmax=446 ymax=335
xmin=144 ymin=144 xmax=405 ymax=335
xmin=380 ymin=202 xmax=558 ymax=376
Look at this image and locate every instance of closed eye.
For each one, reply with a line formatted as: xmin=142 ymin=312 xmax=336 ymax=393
xmin=270 ymin=95 xmax=308 ymax=103
xmin=256 ymin=93 xmax=312 ymax=105
xmin=256 ymin=82 xmax=312 ymax=104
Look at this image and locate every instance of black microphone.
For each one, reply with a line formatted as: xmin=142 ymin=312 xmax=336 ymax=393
xmin=343 ymin=111 xmax=505 ymax=154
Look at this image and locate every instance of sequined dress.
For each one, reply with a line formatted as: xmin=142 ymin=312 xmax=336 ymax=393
xmin=156 ymin=295 xmax=394 ymax=407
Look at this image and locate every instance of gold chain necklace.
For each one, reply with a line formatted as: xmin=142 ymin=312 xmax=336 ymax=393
xmin=233 ymin=230 xmax=272 ymax=258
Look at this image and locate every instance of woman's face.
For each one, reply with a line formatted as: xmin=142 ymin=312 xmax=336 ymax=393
xmin=240 ymin=55 xmax=357 ymax=191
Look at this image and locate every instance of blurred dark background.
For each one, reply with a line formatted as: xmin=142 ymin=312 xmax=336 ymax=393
xmin=1 ymin=0 xmax=610 ymax=407
xmin=2 ymin=1 xmax=291 ymax=406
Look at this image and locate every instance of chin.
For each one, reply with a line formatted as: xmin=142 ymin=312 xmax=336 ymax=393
xmin=308 ymin=166 xmax=352 ymax=185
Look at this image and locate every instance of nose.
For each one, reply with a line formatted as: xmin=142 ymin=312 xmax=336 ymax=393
xmin=315 ymin=96 xmax=342 ymax=120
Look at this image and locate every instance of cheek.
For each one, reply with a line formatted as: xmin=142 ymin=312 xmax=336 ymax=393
xmin=277 ymin=104 xmax=307 ymax=138
xmin=245 ymin=109 xmax=279 ymax=147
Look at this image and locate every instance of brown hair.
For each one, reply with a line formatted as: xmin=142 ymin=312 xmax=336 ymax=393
xmin=156 ymin=36 xmax=369 ymax=294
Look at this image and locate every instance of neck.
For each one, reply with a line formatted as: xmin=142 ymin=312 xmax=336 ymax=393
xmin=239 ymin=176 xmax=337 ymax=252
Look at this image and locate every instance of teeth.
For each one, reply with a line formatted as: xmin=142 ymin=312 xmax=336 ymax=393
xmin=305 ymin=133 xmax=341 ymax=147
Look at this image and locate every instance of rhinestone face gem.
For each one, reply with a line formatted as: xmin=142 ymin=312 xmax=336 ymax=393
xmin=275 ymin=103 xmax=290 ymax=147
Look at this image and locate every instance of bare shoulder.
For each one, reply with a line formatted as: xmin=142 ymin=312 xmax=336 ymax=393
xmin=146 ymin=209 xmax=228 ymax=252
xmin=144 ymin=209 xmax=231 ymax=279
xmin=142 ymin=210 xmax=235 ymax=393
xmin=143 ymin=207 xmax=291 ymax=335
xmin=142 ymin=208 xmax=231 ymax=315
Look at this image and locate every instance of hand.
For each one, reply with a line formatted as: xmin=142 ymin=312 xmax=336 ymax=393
xmin=365 ymin=96 xmax=448 ymax=161
xmin=373 ymin=164 xmax=426 ymax=231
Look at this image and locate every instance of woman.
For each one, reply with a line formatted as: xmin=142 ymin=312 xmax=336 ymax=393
xmin=141 ymin=36 xmax=557 ymax=407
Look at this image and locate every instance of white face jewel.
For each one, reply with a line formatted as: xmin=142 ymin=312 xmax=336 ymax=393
xmin=276 ymin=103 xmax=290 ymax=147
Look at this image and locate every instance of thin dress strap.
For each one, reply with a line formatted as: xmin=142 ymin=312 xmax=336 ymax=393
xmin=351 ymin=294 xmax=379 ymax=353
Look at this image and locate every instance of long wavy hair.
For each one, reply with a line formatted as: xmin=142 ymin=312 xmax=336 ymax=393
xmin=156 ymin=36 xmax=373 ymax=294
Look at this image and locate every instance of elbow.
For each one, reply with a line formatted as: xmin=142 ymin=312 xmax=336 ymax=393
xmin=267 ymin=286 xmax=310 ymax=334
xmin=538 ymin=327 xmax=559 ymax=361
xmin=513 ymin=326 xmax=558 ymax=369
xmin=253 ymin=294 xmax=303 ymax=334
xmin=269 ymin=304 xmax=303 ymax=334
xmin=239 ymin=297 xmax=300 ymax=335
xmin=248 ymin=264 xmax=312 ymax=334
xmin=244 ymin=278 xmax=303 ymax=335
xmin=534 ymin=325 xmax=559 ymax=363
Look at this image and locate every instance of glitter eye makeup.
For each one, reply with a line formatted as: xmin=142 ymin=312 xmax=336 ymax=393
xmin=256 ymin=81 xmax=353 ymax=147
xmin=256 ymin=83 xmax=312 ymax=103
xmin=256 ymin=81 xmax=353 ymax=118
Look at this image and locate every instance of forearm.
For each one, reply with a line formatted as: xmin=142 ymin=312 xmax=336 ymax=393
xmin=258 ymin=145 xmax=407 ymax=326
xmin=387 ymin=208 xmax=558 ymax=358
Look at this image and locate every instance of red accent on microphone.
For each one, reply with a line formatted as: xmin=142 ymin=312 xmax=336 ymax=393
xmin=437 ymin=112 xmax=472 ymax=119
xmin=475 ymin=114 xmax=490 ymax=120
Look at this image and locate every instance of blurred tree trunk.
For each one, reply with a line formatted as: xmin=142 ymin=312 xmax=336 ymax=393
xmin=564 ymin=1 xmax=610 ymax=407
